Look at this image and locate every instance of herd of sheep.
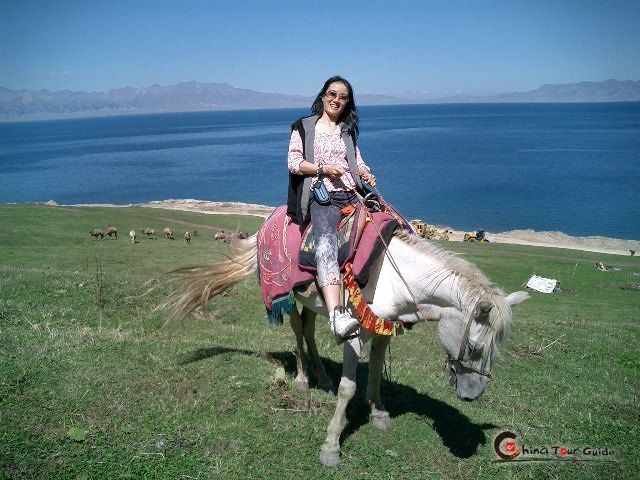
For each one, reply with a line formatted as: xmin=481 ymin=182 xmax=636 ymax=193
xmin=88 ymin=225 xmax=249 ymax=244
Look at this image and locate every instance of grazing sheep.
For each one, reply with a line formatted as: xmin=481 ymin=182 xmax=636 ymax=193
xmin=214 ymin=231 xmax=228 ymax=242
xmin=163 ymin=227 xmax=174 ymax=239
xmin=89 ymin=229 xmax=104 ymax=240
xmin=106 ymin=225 xmax=118 ymax=239
xmin=184 ymin=231 xmax=191 ymax=243
xmin=142 ymin=228 xmax=156 ymax=239
xmin=129 ymin=230 xmax=136 ymax=243
xmin=237 ymin=231 xmax=249 ymax=240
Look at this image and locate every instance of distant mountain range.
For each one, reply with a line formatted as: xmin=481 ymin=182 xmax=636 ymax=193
xmin=1 ymin=79 xmax=638 ymax=121
xmin=427 ymin=79 xmax=640 ymax=104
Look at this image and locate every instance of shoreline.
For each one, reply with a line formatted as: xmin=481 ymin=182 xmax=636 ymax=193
xmin=35 ymin=199 xmax=640 ymax=257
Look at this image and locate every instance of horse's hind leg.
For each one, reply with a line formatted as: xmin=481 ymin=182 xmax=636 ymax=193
xmin=301 ymin=307 xmax=333 ymax=393
xmin=366 ymin=335 xmax=393 ymax=432
xmin=289 ymin=308 xmax=310 ymax=391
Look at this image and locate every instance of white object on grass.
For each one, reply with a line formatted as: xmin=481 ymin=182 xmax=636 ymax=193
xmin=525 ymin=275 xmax=557 ymax=293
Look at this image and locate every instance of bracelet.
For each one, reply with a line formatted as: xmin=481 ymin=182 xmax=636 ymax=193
xmin=316 ymin=164 xmax=323 ymax=177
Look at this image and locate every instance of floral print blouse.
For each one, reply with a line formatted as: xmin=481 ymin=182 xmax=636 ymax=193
xmin=287 ymin=128 xmax=370 ymax=192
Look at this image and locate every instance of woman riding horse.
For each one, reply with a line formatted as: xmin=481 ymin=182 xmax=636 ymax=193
xmin=287 ymin=76 xmax=376 ymax=343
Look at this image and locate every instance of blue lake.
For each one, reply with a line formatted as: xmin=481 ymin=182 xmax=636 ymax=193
xmin=1 ymin=103 xmax=638 ymax=239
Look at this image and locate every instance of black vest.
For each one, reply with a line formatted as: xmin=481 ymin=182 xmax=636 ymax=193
xmin=286 ymin=116 xmax=361 ymax=225
xmin=286 ymin=118 xmax=309 ymax=224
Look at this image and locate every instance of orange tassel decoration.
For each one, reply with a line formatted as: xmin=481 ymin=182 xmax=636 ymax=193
xmin=343 ymin=263 xmax=404 ymax=336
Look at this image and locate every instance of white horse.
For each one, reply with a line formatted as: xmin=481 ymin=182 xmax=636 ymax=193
xmin=159 ymin=229 xmax=529 ymax=467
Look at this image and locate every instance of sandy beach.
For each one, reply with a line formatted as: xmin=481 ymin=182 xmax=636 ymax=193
xmin=64 ymin=198 xmax=638 ymax=257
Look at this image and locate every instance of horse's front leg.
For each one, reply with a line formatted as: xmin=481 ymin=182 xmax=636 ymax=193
xmin=319 ymin=341 xmax=359 ymax=467
xmin=289 ymin=308 xmax=310 ymax=391
xmin=301 ymin=307 xmax=333 ymax=393
xmin=366 ymin=335 xmax=393 ymax=431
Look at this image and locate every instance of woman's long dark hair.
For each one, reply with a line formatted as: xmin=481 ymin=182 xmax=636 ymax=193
xmin=311 ymin=76 xmax=359 ymax=140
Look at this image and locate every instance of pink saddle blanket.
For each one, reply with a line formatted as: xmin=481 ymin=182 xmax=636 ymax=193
xmin=257 ymin=205 xmax=402 ymax=323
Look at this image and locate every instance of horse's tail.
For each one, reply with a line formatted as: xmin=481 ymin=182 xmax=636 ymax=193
xmin=155 ymin=234 xmax=258 ymax=329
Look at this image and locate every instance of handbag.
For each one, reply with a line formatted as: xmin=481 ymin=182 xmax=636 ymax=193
xmin=312 ymin=176 xmax=331 ymax=205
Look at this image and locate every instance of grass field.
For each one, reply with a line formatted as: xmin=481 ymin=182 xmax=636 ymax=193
xmin=1 ymin=204 xmax=638 ymax=479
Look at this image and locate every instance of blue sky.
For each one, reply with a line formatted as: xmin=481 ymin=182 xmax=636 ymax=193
xmin=2 ymin=0 xmax=639 ymax=98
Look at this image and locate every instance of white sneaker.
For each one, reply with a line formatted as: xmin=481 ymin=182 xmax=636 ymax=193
xmin=329 ymin=307 xmax=360 ymax=344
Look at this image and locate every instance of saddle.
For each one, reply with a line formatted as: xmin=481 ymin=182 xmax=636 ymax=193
xmin=257 ymin=198 xmax=411 ymax=324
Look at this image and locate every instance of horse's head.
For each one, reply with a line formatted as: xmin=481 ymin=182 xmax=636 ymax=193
xmin=437 ymin=291 xmax=529 ymax=401
xmin=438 ymin=300 xmax=495 ymax=400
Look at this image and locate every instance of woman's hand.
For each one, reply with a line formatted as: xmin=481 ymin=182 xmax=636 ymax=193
xmin=360 ymin=171 xmax=377 ymax=187
xmin=323 ymin=164 xmax=347 ymax=180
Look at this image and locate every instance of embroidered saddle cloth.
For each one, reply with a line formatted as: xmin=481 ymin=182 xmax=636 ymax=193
xmin=257 ymin=204 xmax=405 ymax=324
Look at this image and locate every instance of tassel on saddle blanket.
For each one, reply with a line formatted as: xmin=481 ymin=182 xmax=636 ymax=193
xmin=257 ymin=204 xmax=408 ymax=335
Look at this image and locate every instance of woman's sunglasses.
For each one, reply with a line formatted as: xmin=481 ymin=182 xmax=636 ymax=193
xmin=324 ymin=90 xmax=349 ymax=103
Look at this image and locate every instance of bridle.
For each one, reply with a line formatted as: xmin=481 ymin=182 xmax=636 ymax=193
xmin=445 ymin=302 xmax=493 ymax=378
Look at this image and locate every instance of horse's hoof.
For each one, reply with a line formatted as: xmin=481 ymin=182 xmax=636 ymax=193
xmin=371 ymin=413 xmax=393 ymax=432
xmin=293 ymin=379 xmax=309 ymax=391
xmin=319 ymin=448 xmax=341 ymax=467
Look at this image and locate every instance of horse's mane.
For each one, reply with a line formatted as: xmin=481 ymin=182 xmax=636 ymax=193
xmin=393 ymin=230 xmax=492 ymax=289
xmin=393 ymin=230 xmax=512 ymax=358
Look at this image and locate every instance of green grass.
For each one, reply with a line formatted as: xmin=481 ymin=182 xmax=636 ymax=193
xmin=1 ymin=205 xmax=638 ymax=479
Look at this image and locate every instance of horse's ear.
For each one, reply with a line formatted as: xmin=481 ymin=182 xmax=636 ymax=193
xmin=506 ymin=291 xmax=530 ymax=307
xmin=475 ymin=301 xmax=493 ymax=321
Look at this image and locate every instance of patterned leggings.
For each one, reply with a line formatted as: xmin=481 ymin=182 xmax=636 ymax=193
xmin=309 ymin=191 xmax=357 ymax=288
